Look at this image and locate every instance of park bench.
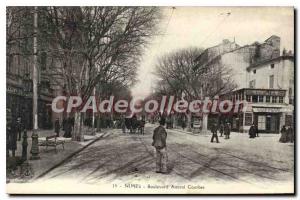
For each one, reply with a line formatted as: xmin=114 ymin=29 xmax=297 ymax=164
xmin=38 ymin=135 xmax=65 ymax=152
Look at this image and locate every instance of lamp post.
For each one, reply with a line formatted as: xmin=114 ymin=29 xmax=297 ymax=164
xmin=30 ymin=7 xmax=40 ymax=160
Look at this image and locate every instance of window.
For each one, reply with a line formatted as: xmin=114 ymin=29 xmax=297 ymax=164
xmin=279 ymin=96 xmax=284 ymax=103
xmin=270 ymin=64 xmax=274 ymax=69
xmin=269 ymin=75 xmax=274 ymax=89
xmin=249 ymin=80 xmax=256 ymax=88
xmin=246 ymin=95 xmax=251 ymax=102
xmin=252 ymin=95 xmax=258 ymax=103
xmin=272 ymin=96 xmax=277 ymax=103
xmin=266 ymin=96 xmax=270 ymax=103
xmin=258 ymin=95 xmax=264 ymax=102
xmin=253 ymin=69 xmax=256 ymax=74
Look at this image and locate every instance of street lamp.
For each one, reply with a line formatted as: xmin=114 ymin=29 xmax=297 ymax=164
xmin=23 ymin=72 xmax=40 ymax=160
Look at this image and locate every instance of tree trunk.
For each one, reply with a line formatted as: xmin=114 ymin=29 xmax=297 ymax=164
xmin=96 ymin=113 xmax=101 ymax=132
xmin=202 ymin=113 xmax=208 ymax=134
xmin=73 ymin=111 xmax=84 ymax=141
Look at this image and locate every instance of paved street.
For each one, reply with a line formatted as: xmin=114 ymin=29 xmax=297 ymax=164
xmin=9 ymin=124 xmax=294 ymax=194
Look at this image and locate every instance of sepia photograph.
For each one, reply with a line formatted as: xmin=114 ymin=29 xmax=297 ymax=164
xmin=5 ymin=6 xmax=295 ymax=194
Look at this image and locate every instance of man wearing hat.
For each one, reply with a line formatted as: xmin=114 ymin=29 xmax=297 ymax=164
xmin=152 ymin=117 xmax=168 ymax=174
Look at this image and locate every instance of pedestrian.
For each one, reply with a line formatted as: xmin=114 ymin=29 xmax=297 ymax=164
xmin=63 ymin=118 xmax=72 ymax=138
xmin=54 ymin=118 xmax=60 ymax=137
xmin=181 ymin=120 xmax=186 ymax=130
xmin=224 ymin=122 xmax=231 ymax=139
xmin=287 ymin=126 xmax=294 ymax=143
xmin=290 ymin=126 xmax=294 ymax=143
xmin=219 ymin=123 xmax=224 ymax=137
xmin=210 ymin=122 xmax=220 ymax=143
xmin=279 ymin=125 xmax=287 ymax=143
xmin=255 ymin=124 xmax=259 ymax=137
xmin=16 ymin=117 xmax=24 ymax=141
xmin=166 ymin=116 xmax=171 ymax=129
xmin=140 ymin=117 xmax=146 ymax=135
xmin=152 ymin=117 xmax=168 ymax=174
xmin=249 ymin=123 xmax=256 ymax=138
xmin=8 ymin=119 xmax=18 ymax=157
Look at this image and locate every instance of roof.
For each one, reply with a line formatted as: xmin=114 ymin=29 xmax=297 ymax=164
xmin=264 ymin=35 xmax=280 ymax=42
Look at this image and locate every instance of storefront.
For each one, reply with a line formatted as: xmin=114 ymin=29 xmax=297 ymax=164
xmin=7 ymin=82 xmax=54 ymax=130
xmin=252 ymin=107 xmax=288 ymax=133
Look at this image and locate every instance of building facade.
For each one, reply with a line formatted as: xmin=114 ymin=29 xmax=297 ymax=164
xmin=195 ymin=35 xmax=294 ymax=133
xmin=6 ymin=54 xmax=55 ymax=130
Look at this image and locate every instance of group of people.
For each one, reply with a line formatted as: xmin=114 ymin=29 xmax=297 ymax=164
xmin=122 ymin=115 xmax=146 ymax=134
xmin=279 ymin=125 xmax=294 ymax=143
xmin=210 ymin=122 xmax=232 ymax=143
xmin=54 ymin=117 xmax=75 ymax=138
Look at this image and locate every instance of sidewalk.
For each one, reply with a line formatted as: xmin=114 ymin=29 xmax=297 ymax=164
xmin=8 ymin=128 xmax=111 ymax=182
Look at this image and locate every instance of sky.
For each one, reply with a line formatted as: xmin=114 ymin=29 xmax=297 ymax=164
xmin=131 ymin=7 xmax=294 ymax=98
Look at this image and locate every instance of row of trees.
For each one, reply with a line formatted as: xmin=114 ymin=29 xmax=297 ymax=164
xmin=153 ymin=47 xmax=237 ymax=130
xmin=7 ymin=6 xmax=161 ymax=140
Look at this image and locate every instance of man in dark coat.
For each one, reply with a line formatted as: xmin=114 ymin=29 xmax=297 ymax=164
xmin=249 ymin=123 xmax=256 ymax=138
xmin=255 ymin=124 xmax=259 ymax=137
xmin=8 ymin=120 xmax=18 ymax=157
xmin=224 ymin=122 xmax=231 ymax=139
xmin=121 ymin=115 xmax=126 ymax=133
xmin=279 ymin=125 xmax=287 ymax=143
xmin=62 ymin=118 xmax=66 ymax=131
xmin=287 ymin=126 xmax=294 ymax=143
xmin=219 ymin=123 xmax=224 ymax=137
xmin=152 ymin=117 xmax=168 ymax=174
xmin=210 ymin=122 xmax=220 ymax=143
xmin=63 ymin=118 xmax=72 ymax=138
xmin=54 ymin=118 xmax=60 ymax=137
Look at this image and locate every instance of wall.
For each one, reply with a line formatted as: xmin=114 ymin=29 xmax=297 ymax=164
xmin=246 ymin=57 xmax=294 ymax=104
xmin=220 ymin=46 xmax=252 ymax=89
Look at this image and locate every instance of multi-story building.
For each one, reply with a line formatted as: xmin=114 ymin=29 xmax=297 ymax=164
xmin=195 ymin=35 xmax=294 ymax=133
xmin=6 ymin=8 xmax=56 ymax=129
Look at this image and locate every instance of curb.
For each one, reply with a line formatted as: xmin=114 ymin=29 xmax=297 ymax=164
xmin=34 ymin=132 xmax=108 ymax=180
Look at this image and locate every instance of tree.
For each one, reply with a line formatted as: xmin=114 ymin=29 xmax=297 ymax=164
xmin=38 ymin=7 xmax=161 ymax=140
xmin=154 ymin=47 xmax=237 ymax=130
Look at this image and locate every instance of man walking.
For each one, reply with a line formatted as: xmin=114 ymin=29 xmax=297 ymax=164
xmin=152 ymin=117 xmax=168 ymax=174
xmin=8 ymin=118 xmax=17 ymax=157
xmin=210 ymin=122 xmax=220 ymax=143
xmin=219 ymin=123 xmax=224 ymax=137
xmin=249 ymin=123 xmax=256 ymax=138
xmin=224 ymin=122 xmax=231 ymax=139
xmin=255 ymin=123 xmax=259 ymax=137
